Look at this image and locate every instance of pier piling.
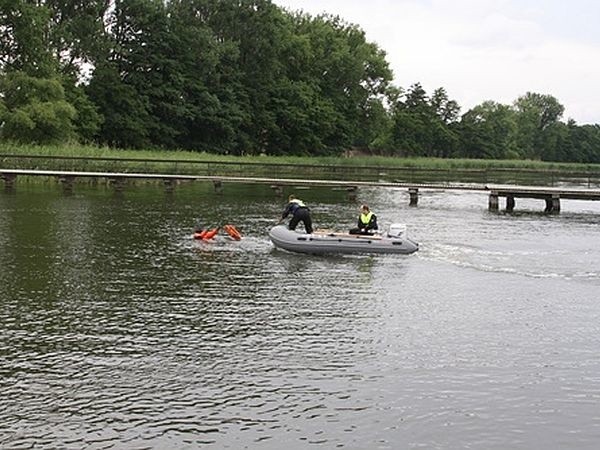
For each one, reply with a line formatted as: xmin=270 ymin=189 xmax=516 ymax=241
xmin=2 ymin=169 xmax=599 ymax=214
xmin=506 ymin=195 xmax=515 ymax=212
xmin=271 ymin=185 xmax=283 ymax=196
xmin=109 ymin=177 xmax=126 ymax=192
xmin=163 ymin=178 xmax=176 ymax=193
xmin=544 ymin=195 xmax=561 ymax=213
xmin=213 ymin=179 xmax=223 ymax=194
xmin=59 ymin=175 xmax=75 ymax=194
xmin=409 ymin=188 xmax=419 ymax=206
xmin=346 ymin=186 xmax=358 ymax=200
xmin=488 ymin=191 xmax=499 ymax=211
xmin=1 ymin=173 xmax=17 ymax=191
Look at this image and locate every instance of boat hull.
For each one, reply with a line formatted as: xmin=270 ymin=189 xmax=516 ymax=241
xmin=269 ymin=225 xmax=418 ymax=255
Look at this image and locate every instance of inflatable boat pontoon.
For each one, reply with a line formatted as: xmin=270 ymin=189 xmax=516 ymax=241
xmin=269 ymin=224 xmax=419 ymax=255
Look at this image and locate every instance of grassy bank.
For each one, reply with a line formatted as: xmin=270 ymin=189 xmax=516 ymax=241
xmin=2 ymin=142 xmax=600 ymax=172
xmin=2 ymin=143 xmax=600 ymax=189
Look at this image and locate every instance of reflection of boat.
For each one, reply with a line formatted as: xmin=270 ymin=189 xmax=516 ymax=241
xmin=269 ymin=224 xmax=419 ymax=255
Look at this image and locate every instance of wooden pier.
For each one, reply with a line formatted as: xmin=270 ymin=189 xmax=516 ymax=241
xmin=487 ymin=184 xmax=600 ymax=213
xmin=2 ymin=169 xmax=600 ymax=213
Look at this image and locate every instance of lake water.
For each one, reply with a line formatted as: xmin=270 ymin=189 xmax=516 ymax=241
xmin=1 ymin=182 xmax=600 ymax=449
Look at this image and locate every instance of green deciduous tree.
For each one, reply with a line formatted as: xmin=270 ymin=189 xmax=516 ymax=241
xmin=167 ymin=0 xmax=248 ymax=153
xmin=0 ymin=0 xmax=104 ymax=145
xmin=431 ymin=87 xmax=460 ymax=124
xmin=35 ymin=0 xmax=111 ymax=82
xmin=459 ymin=101 xmax=518 ymax=159
xmin=4 ymin=0 xmax=599 ymax=163
xmin=0 ymin=0 xmax=56 ymax=76
xmin=387 ymin=83 xmax=459 ymax=157
xmin=86 ymin=62 xmax=152 ymax=148
xmin=0 ymin=71 xmax=76 ymax=143
xmin=272 ymin=11 xmax=392 ymax=154
xmin=513 ymin=92 xmax=565 ymax=159
xmin=566 ymin=123 xmax=600 ymax=163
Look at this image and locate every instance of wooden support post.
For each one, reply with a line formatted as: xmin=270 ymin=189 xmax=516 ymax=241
xmin=346 ymin=186 xmax=357 ymax=201
xmin=270 ymin=185 xmax=283 ymax=196
xmin=408 ymin=188 xmax=419 ymax=206
xmin=1 ymin=173 xmax=17 ymax=191
xmin=552 ymin=194 xmax=561 ymax=213
xmin=506 ymin=195 xmax=515 ymax=212
xmin=213 ymin=179 xmax=223 ymax=194
xmin=488 ymin=191 xmax=499 ymax=211
xmin=543 ymin=195 xmax=561 ymax=213
xmin=163 ymin=178 xmax=176 ymax=193
xmin=109 ymin=177 xmax=126 ymax=192
xmin=59 ymin=175 xmax=75 ymax=194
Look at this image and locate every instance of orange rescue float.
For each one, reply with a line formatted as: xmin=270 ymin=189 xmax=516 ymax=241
xmin=223 ymin=224 xmax=242 ymax=241
xmin=193 ymin=230 xmax=207 ymax=240
xmin=193 ymin=228 xmax=219 ymax=240
xmin=201 ymin=228 xmax=219 ymax=240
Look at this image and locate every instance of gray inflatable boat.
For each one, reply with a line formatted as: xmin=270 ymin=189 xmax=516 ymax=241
xmin=269 ymin=224 xmax=419 ymax=255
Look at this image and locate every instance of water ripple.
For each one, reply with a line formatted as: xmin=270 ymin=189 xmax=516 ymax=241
xmin=2 ymin=186 xmax=600 ymax=449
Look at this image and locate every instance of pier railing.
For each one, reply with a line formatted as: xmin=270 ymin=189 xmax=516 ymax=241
xmin=1 ymin=153 xmax=599 ymax=188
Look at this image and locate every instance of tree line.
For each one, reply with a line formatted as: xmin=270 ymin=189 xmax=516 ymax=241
xmin=1 ymin=0 xmax=599 ymax=163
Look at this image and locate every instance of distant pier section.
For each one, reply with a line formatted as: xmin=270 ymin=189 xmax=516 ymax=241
xmin=2 ymin=168 xmax=600 ymax=213
xmin=487 ymin=184 xmax=600 ymax=213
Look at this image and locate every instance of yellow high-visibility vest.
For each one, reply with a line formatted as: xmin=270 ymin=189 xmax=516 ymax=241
xmin=360 ymin=212 xmax=373 ymax=226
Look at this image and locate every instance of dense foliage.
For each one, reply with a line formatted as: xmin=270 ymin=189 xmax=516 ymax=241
xmin=1 ymin=0 xmax=599 ymax=163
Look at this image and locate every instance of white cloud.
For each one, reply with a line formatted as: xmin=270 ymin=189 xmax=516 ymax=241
xmin=273 ymin=0 xmax=600 ymax=124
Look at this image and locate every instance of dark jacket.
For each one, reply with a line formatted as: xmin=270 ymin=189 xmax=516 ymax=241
xmin=282 ymin=199 xmax=308 ymax=219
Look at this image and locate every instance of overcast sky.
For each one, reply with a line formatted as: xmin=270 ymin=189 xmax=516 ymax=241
xmin=272 ymin=0 xmax=600 ymax=124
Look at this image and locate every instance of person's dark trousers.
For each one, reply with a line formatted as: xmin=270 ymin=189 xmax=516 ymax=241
xmin=289 ymin=208 xmax=313 ymax=233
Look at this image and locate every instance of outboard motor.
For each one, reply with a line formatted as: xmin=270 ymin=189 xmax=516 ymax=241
xmin=387 ymin=223 xmax=407 ymax=238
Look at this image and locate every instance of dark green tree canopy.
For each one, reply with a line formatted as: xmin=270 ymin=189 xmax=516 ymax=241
xmin=0 ymin=71 xmax=76 ymax=144
xmin=0 ymin=0 xmax=598 ymax=162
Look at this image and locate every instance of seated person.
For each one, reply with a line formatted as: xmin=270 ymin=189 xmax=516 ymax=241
xmin=349 ymin=204 xmax=378 ymax=235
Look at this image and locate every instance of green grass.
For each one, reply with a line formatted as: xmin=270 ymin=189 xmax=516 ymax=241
xmin=1 ymin=142 xmax=599 ymax=171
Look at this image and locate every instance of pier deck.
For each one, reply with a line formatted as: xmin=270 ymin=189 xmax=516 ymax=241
xmin=487 ymin=184 xmax=600 ymax=212
xmin=2 ymin=169 xmax=600 ymax=213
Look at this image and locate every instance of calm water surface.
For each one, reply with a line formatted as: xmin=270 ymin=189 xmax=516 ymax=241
xmin=1 ymin=182 xmax=600 ymax=449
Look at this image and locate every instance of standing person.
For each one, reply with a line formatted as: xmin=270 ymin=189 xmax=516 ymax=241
xmin=349 ymin=204 xmax=378 ymax=235
xmin=280 ymin=194 xmax=313 ymax=234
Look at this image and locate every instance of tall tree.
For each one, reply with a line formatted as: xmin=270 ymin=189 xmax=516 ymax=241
xmin=201 ymin=0 xmax=290 ymax=154
xmin=459 ymin=101 xmax=518 ymax=159
xmin=0 ymin=0 xmax=56 ymax=76
xmin=279 ymin=12 xmax=393 ymax=154
xmin=538 ymin=121 xmax=570 ymax=162
xmin=0 ymin=71 xmax=76 ymax=143
xmin=0 ymin=1 xmax=104 ymax=144
xmin=84 ymin=0 xmax=161 ymax=148
xmin=86 ymin=63 xmax=151 ymax=148
xmin=387 ymin=83 xmax=459 ymax=157
xmin=42 ymin=0 xmax=110 ymax=79
xmin=431 ymin=87 xmax=460 ymax=124
xmin=166 ymin=0 xmax=248 ymax=153
xmin=567 ymin=123 xmax=600 ymax=163
xmin=513 ymin=92 xmax=564 ymax=159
